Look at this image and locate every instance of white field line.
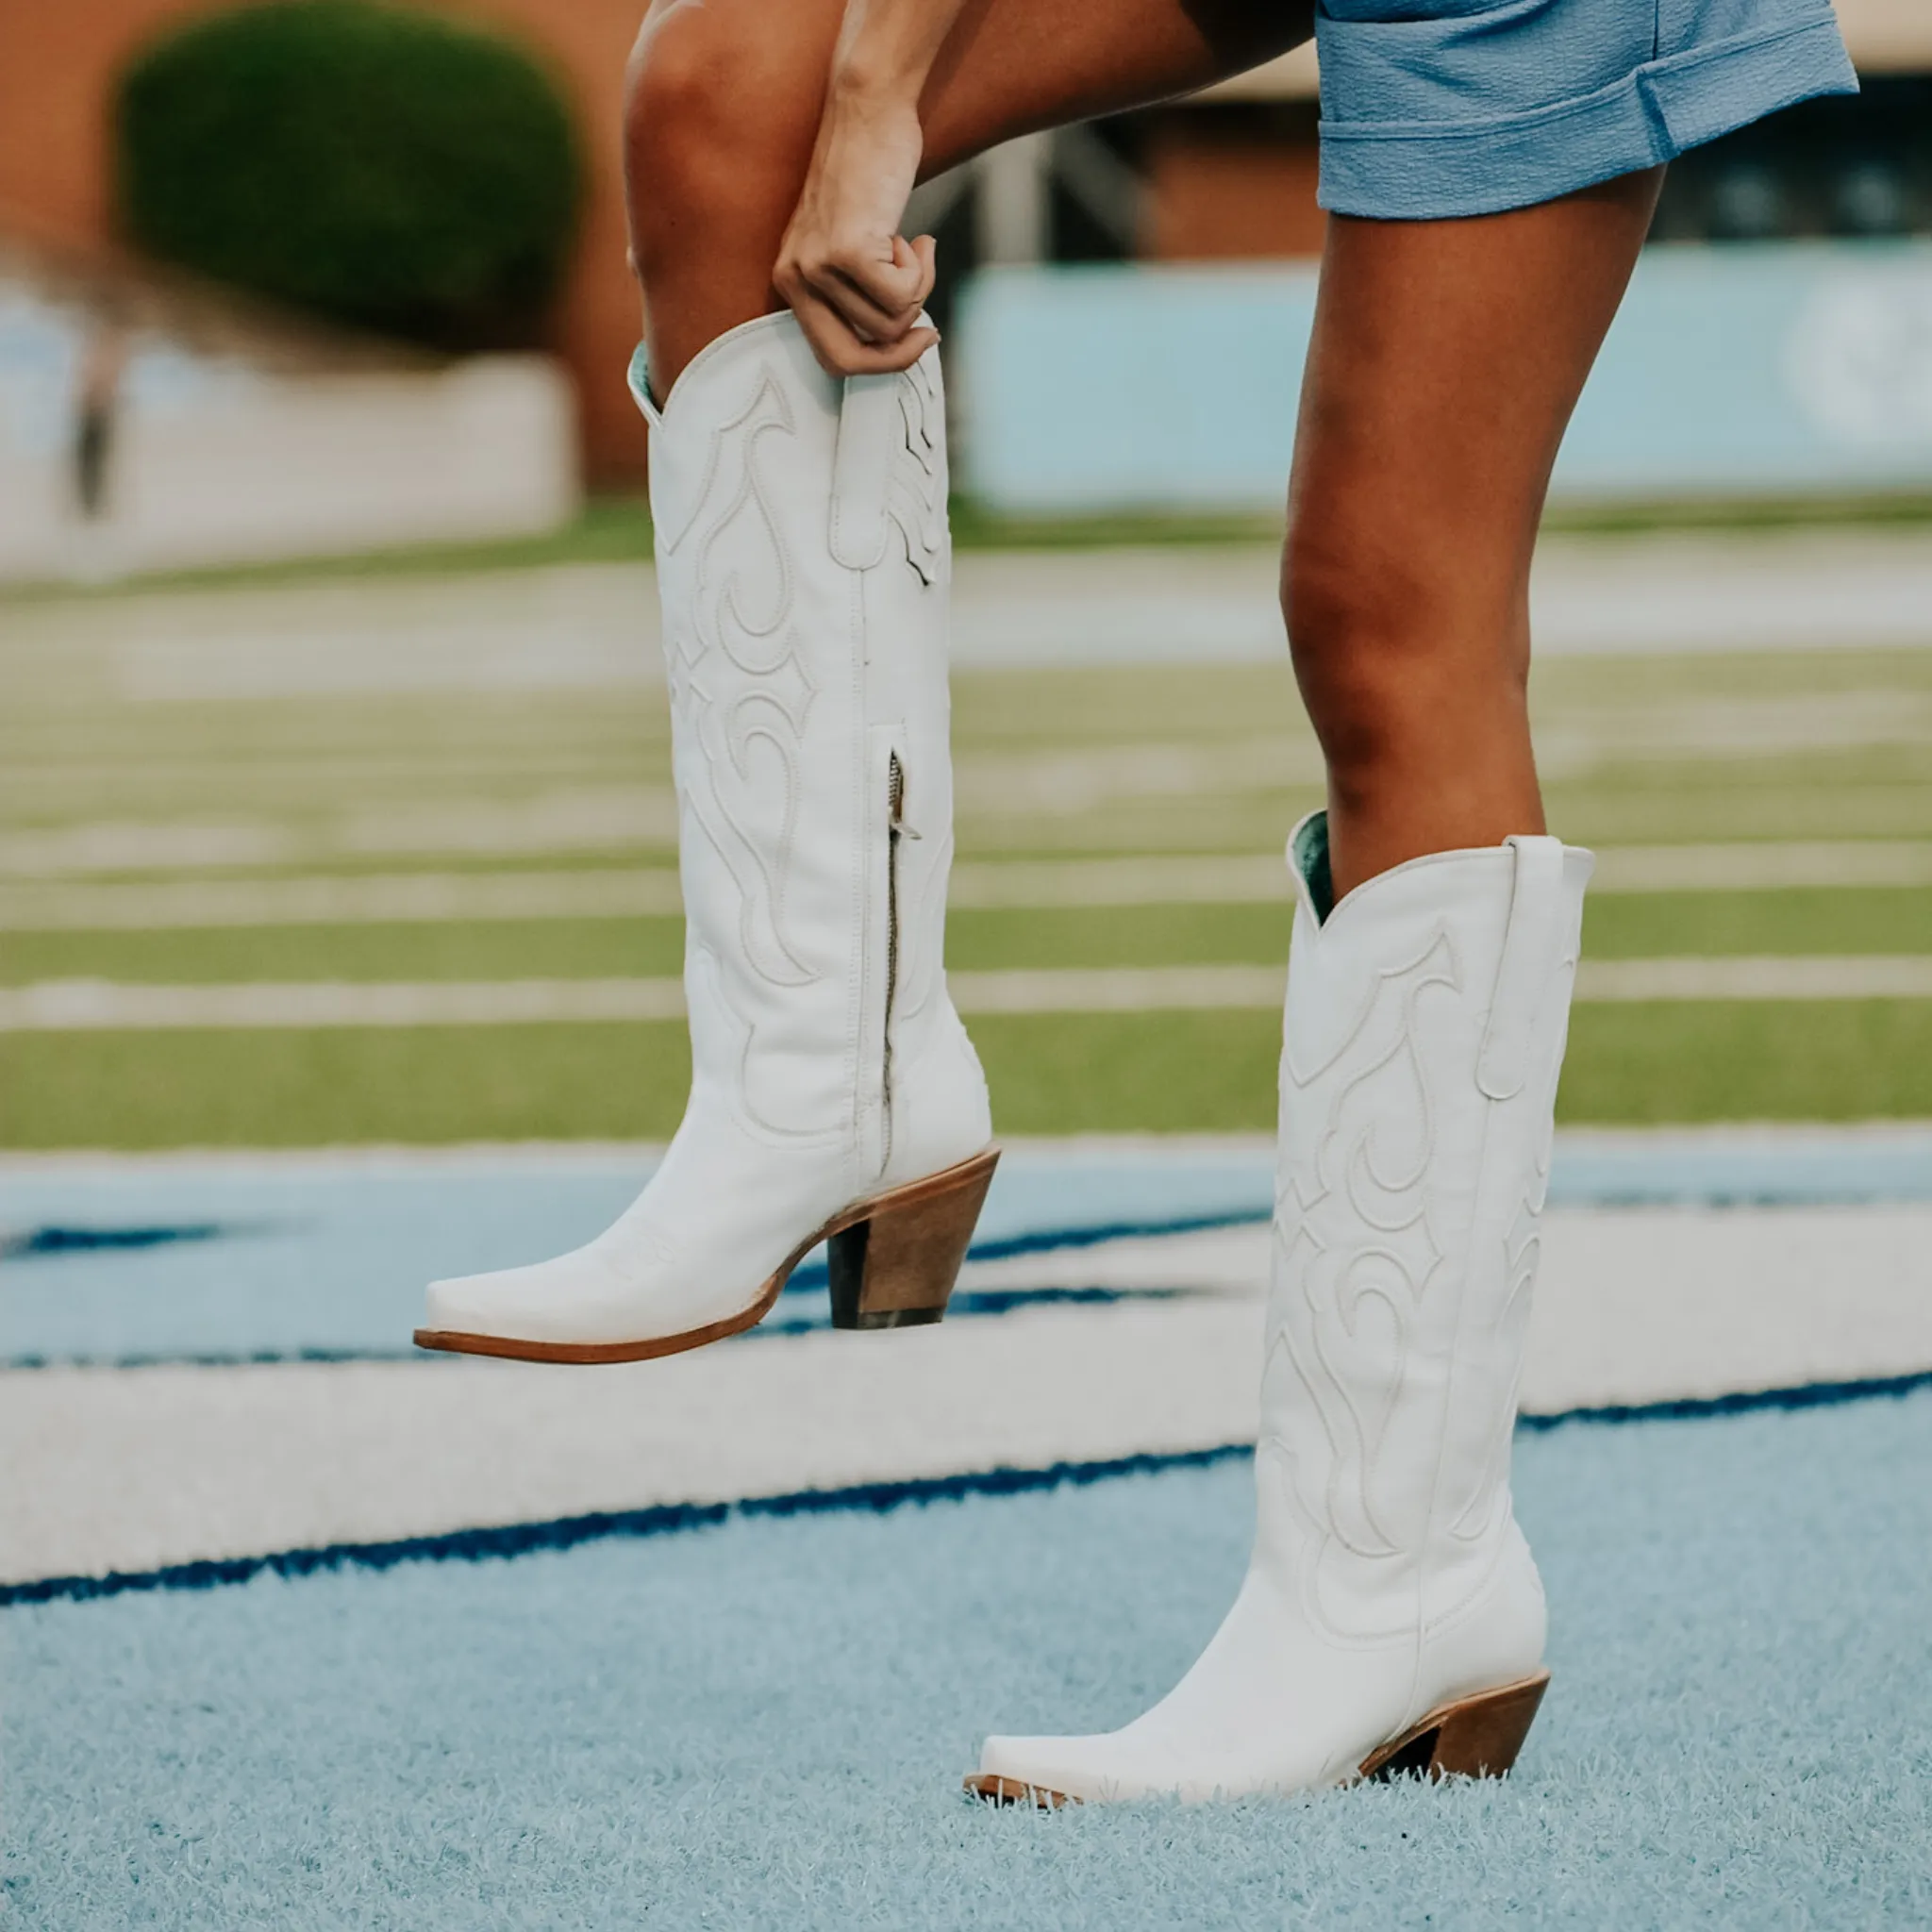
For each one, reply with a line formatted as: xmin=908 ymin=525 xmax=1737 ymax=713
xmin=6 ymin=842 xmax=1932 ymax=931
xmin=1579 ymin=956 xmax=1932 ymax=1000
xmin=0 ymin=870 xmax=690 ymax=931
xmin=1590 ymin=841 xmax=1932 ymax=892
xmin=0 ymin=977 xmax=688 ymax=1030
xmin=8 ymin=1204 xmax=1932 ymax=1583
xmin=954 ymin=966 xmax=1285 ymax=1013
xmin=5 ymin=956 xmax=1932 ymax=1031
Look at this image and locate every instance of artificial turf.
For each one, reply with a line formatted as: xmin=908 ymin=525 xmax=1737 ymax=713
xmin=10 ymin=887 xmax=1932 ymax=990
xmin=5 ymin=1387 xmax=1928 ymax=1927
xmin=8 ymin=575 xmax=1932 ymax=1148
xmin=7 ymin=999 xmax=1932 ymax=1149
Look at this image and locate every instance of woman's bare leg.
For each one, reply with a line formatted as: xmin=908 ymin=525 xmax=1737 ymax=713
xmin=626 ymin=0 xmax=1661 ymax=899
xmin=1284 ymin=172 xmax=1664 ymax=899
xmin=967 ymin=169 xmax=1667 ymax=1814
xmin=625 ymin=0 xmax=1309 ymax=392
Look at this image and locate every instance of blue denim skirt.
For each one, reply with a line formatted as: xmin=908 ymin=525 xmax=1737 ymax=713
xmin=1316 ymin=0 xmax=1857 ymax=218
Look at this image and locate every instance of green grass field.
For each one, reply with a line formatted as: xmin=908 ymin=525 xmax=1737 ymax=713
xmin=8 ymin=1003 xmax=1932 ymax=1147
xmin=8 ymin=889 xmax=1932 ymax=989
xmin=5 ymin=552 xmax=1931 ymax=1146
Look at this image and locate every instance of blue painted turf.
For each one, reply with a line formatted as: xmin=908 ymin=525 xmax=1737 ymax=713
xmin=0 ymin=1150 xmax=1273 ymax=1364
xmin=7 ymin=1388 xmax=1929 ymax=1927
xmin=6 ymin=1133 xmax=1929 ymax=1366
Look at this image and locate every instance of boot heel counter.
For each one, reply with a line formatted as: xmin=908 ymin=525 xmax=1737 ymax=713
xmin=884 ymin=997 xmax=991 ymax=1188
xmin=1424 ymin=1518 xmax=1548 ymax=1714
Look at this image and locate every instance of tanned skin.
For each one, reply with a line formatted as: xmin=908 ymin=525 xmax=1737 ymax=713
xmin=624 ymin=0 xmax=1662 ymax=897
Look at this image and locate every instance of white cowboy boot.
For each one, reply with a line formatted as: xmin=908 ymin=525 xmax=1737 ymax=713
xmin=418 ymin=315 xmax=994 ymax=1362
xmin=971 ymin=810 xmax=1591 ymax=1801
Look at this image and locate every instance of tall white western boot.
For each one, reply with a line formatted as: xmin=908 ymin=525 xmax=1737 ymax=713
xmin=971 ymin=810 xmax=1591 ymax=1801
xmin=418 ymin=316 xmax=994 ymax=1361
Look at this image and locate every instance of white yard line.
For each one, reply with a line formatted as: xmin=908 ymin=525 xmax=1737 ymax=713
xmin=4 ymin=956 xmax=1932 ymax=1031
xmin=6 ymin=843 xmax=1932 ymax=931
xmin=5 ymin=1203 xmax=1928 ymax=1585
xmin=0 ymin=976 xmax=691 ymax=1029
xmin=1580 ymin=956 xmax=1932 ymax=1000
xmin=1 ymin=1300 xmax=1265 ymax=1585
xmin=953 ymin=966 xmax=1290 ymax=1013
xmin=0 ymin=871 xmax=689 ymax=932
xmin=1591 ymin=841 xmax=1932 ymax=892
xmin=960 ymin=1206 xmax=1932 ymax=1415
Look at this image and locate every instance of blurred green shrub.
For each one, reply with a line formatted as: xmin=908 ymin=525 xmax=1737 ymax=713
xmin=115 ymin=0 xmax=583 ymax=350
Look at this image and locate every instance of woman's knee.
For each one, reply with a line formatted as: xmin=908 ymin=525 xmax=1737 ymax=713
xmin=1282 ymin=515 xmax=1432 ymax=778
xmin=623 ymin=3 xmax=819 ymax=281
xmin=624 ymin=10 xmax=741 ymax=239
xmin=1281 ymin=506 xmax=1528 ymax=792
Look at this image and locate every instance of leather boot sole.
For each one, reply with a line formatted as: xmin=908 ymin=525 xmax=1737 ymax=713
xmin=965 ymin=1671 xmax=1551 ymax=1807
xmin=413 ymin=1146 xmax=999 ymax=1364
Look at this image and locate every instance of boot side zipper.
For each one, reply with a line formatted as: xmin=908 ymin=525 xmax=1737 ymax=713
xmin=883 ymin=751 xmax=905 ymax=1166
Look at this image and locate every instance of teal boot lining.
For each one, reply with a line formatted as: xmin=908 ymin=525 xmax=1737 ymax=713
xmin=1291 ymin=810 xmax=1335 ymax=925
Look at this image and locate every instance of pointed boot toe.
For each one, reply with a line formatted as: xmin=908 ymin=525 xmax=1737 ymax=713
xmin=415 ymin=1247 xmax=689 ymax=1361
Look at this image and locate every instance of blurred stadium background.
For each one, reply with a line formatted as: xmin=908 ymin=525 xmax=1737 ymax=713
xmin=4 ymin=3 xmax=1931 ymax=1924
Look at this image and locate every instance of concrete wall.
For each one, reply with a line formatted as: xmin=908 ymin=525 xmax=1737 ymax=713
xmin=955 ymin=242 xmax=1932 ymax=512
xmin=116 ymin=360 xmax=579 ymax=573
xmin=0 ymin=277 xmax=579 ymax=578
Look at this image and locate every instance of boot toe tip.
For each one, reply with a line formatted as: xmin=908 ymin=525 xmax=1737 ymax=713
xmin=421 ymin=1270 xmax=538 ymax=1344
xmin=423 ymin=1274 xmax=485 ymax=1331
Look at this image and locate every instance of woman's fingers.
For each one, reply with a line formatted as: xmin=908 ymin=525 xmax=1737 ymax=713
xmin=900 ymin=232 xmax=939 ymax=310
xmin=806 ymin=266 xmax=922 ymax=341
xmin=791 ymin=235 xmax=934 ymax=340
xmin=827 ymin=234 xmax=938 ymax=329
xmin=776 ymin=234 xmax=941 ymax=376
xmin=768 ymin=82 xmax=937 ymax=376
xmin=787 ymin=275 xmax=938 ymax=375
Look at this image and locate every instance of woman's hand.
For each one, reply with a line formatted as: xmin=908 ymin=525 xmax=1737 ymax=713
xmin=774 ymin=79 xmax=938 ymax=377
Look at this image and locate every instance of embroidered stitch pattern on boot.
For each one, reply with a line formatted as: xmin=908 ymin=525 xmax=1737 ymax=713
xmin=969 ymin=811 xmax=1590 ymax=1802
xmin=417 ymin=316 xmax=994 ymax=1362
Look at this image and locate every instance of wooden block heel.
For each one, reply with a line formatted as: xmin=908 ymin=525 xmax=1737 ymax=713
xmin=828 ymin=1147 xmax=999 ymax=1330
xmin=966 ymin=1774 xmax=1070 ymax=1807
xmin=1357 ymin=1672 xmax=1550 ymax=1783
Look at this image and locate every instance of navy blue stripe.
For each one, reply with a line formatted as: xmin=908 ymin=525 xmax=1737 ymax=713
xmin=6 ymin=1370 xmax=1929 ymax=1611
xmin=0 ymin=1447 xmax=1249 ymax=1609
xmin=0 ymin=1287 xmax=1197 ymax=1371
xmin=2 ymin=1348 xmax=418 ymax=1370
xmin=1 ymin=1223 xmax=234 ymax=1260
xmin=780 ymin=1209 xmax=1266 ymax=1293
xmin=0 ymin=1208 xmax=1266 ymax=1285
xmin=962 ymin=1211 xmax=1265 ymax=1261
xmin=1516 ymin=1366 xmax=1932 ymax=1430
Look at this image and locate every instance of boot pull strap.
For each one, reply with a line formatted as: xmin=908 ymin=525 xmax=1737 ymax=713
xmin=1477 ymin=835 xmax=1567 ymax=1102
xmin=830 ymin=373 xmax=898 ymax=571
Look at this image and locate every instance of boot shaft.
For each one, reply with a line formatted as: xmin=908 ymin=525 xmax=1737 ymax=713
xmin=1259 ymin=812 xmax=1592 ymax=1642
xmin=629 ymin=316 xmax=974 ymax=1185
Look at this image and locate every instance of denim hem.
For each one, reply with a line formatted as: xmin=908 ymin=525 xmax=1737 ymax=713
xmin=1316 ymin=15 xmax=1857 ymax=221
